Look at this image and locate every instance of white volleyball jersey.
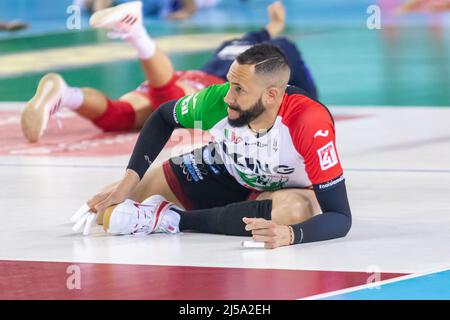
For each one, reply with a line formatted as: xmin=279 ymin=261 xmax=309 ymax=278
xmin=174 ymin=83 xmax=343 ymax=191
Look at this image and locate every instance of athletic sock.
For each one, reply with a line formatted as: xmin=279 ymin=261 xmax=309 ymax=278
xmin=60 ymin=86 xmax=84 ymax=110
xmin=126 ymin=24 xmax=156 ymax=60
xmin=174 ymin=200 xmax=273 ymax=236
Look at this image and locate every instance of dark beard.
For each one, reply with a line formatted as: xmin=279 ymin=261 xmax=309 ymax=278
xmin=228 ymin=97 xmax=265 ymax=127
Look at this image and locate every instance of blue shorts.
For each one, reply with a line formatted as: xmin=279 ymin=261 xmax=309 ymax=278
xmin=200 ymin=29 xmax=318 ymax=99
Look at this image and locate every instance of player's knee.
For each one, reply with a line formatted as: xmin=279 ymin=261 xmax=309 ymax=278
xmin=92 ymin=99 xmax=136 ymax=132
xmin=271 ymin=192 xmax=314 ymax=225
xmin=286 ymin=199 xmax=313 ymax=224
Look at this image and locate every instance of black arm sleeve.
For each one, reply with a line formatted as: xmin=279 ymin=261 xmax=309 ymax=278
xmin=291 ymin=177 xmax=352 ymax=244
xmin=126 ymin=99 xmax=181 ymax=179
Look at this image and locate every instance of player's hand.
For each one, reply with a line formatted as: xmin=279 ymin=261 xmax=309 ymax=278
xmin=85 ymin=189 xmax=111 ymax=213
xmin=90 ymin=169 xmax=140 ymax=213
xmin=71 ymin=170 xmax=140 ymax=235
xmin=70 ymin=204 xmax=97 ymax=235
xmin=90 ymin=189 xmax=128 ymax=214
xmin=243 ymin=217 xmax=291 ymax=249
xmin=70 ymin=189 xmax=128 ymax=235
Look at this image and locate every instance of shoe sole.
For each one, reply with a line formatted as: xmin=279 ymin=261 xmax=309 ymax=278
xmin=21 ymin=73 xmax=64 ymax=143
xmin=103 ymin=204 xmax=118 ymax=234
xmin=89 ymin=1 xmax=142 ymax=29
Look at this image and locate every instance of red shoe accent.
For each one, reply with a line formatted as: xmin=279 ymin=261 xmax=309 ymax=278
xmin=153 ymin=200 xmax=170 ymax=231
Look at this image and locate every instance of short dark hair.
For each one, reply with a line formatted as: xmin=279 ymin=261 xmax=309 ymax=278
xmin=236 ymin=43 xmax=290 ymax=75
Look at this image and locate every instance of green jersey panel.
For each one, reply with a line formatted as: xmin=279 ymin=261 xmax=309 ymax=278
xmin=174 ymin=82 xmax=230 ymax=130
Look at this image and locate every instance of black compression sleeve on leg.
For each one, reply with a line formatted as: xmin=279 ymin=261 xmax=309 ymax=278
xmin=175 ymin=200 xmax=272 ymax=236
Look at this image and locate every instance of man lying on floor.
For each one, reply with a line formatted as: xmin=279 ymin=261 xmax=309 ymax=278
xmin=72 ymin=43 xmax=352 ymax=249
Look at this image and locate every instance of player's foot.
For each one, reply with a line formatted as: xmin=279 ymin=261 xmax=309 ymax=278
xmin=89 ymin=1 xmax=143 ymax=39
xmin=265 ymin=1 xmax=286 ymax=38
xmin=90 ymin=1 xmax=155 ymax=59
xmin=103 ymin=195 xmax=181 ymax=235
xmin=21 ymin=73 xmax=67 ymax=143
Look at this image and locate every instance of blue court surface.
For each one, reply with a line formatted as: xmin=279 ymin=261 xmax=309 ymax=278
xmin=306 ymin=269 xmax=450 ymax=300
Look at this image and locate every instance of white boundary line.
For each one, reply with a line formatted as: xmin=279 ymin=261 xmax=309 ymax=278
xmin=300 ymin=266 xmax=450 ymax=300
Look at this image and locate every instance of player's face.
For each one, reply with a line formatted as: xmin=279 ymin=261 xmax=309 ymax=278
xmin=224 ymin=62 xmax=267 ymax=127
xmin=227 ymin=96 xmax=265 ymax=127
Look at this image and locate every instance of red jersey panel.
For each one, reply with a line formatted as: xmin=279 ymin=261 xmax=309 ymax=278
xmin=279 ymin=87 xmax=343 ymax=186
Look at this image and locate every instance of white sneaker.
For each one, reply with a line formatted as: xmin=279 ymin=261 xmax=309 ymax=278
xmin=89 ymin=1 xmax=143 ymax=39
xmin=103 ymin=195 xmax=181 ymax=236
xmin=21 ymin=73 xmax=66 ymax=143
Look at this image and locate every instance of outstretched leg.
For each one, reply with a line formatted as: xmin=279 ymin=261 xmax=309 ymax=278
xmin=99 ymin=186 xmax=321 ymax=238
xmin=200 ymin=1 xmax=318 ymax=99
xmin=199 ymin=1 xmax=286 ymax=80
xmin=21 ymin=2 xmax=186 ymax=142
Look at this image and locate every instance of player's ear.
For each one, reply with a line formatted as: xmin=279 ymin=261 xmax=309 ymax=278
xmin=265 ymin=86 xmax=279 ymax=103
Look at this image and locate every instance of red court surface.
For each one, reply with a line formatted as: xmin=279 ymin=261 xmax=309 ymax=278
xmin=0 ymin=260 xmax=406 ymax=300
xmin=0 ymin=110 xmax=367 ymax=157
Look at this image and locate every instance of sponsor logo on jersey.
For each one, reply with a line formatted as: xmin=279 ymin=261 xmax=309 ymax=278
xmin=220 ymin=141 xmax=294 ymax=175
xmin=172 ymin=105 xmax=179 ymax=124
xmin=144 ymin=155 xmax=152 ymax=166
xmin=244 ymin=141 xmax=268 ymax=148
xmin=273 ymin=138 xmax=278 ymax=152
xmin=314 ymin=129 xmax=329 ymax=138
xmin=180 ymin=93 xmax=199 ymax=115
xmin=316 ymin=175 xmax=345 ymax=191
xmin=317 ymin=141 xmax=338 ymax=170
xmin=181 ymin=154 xmax=207 ymax=182
xmin=236 ymin=167 xmax=290 ymax=191
xmin=202 ymin=146 xmax=223 ymax=175
xmin=224 ymin=128 xmax=242 ymax=144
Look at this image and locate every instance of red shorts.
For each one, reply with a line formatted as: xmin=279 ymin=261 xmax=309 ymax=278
xmin=134 ymin=70 xmax=225 ymax=110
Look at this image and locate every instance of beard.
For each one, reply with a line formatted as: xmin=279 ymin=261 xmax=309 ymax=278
xmin=227 ymin=97 xmax=266 ymax=128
